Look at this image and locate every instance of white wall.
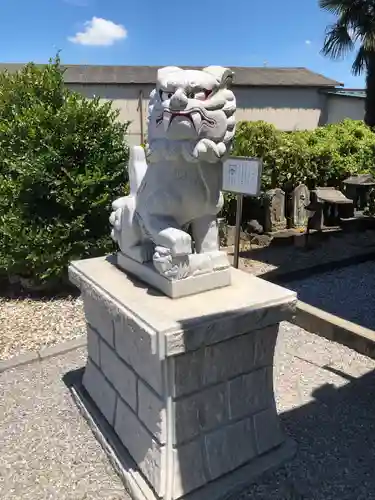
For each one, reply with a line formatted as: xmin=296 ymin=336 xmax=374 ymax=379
xmin=69 ymin=83 xmax=363 ymax=144
xmin=235 ymin=87 xmax=325 ymax=130
xmin=325 ymin=95 xmax=365 ymax=124
xmin=68 ymin=83 xmax=154 ymax=146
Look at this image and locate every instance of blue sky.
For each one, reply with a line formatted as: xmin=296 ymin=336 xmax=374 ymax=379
xmin=0 ymin=0 xmax=365 ymax=88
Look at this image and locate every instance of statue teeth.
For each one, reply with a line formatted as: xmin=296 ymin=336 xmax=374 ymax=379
xmin=191 ymin=111 xmax=201 ymax=132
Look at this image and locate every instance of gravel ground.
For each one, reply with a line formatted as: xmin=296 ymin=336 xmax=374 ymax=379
xmin=0 ymin=296 xmax=86 ymax=360
xmin=284 ymin=260 xmax=375 ymax=330
xmin=1 ymin=323 xmax=375 ymax=500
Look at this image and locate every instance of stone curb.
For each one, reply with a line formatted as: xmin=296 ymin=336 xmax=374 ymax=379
xmin=293 ymin=301 xmax=375 ymax=359
xmin=0 ymin=336 xmax=87 ymax=374
xmin=0 ymin=351 xmax=40 ymax=373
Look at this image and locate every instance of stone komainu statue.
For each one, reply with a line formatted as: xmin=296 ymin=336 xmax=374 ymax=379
xmin=110 ymin=65 xmax=236 ymax=283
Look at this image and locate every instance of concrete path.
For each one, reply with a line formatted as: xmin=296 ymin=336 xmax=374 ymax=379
xmin=1 ymin=322 xmax=375 ymax=500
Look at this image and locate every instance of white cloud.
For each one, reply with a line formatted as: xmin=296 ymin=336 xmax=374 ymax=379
xmin=68 ymin=17 xmax=127 ymax=46
xmin=305 ymin=40 xmax=312 ymax=45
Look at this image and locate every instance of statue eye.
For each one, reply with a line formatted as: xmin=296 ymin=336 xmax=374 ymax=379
xmin=186 ymin=89 xmax=211 ymax=100
xmin=159 ymin=90 xmax=173 ymax=101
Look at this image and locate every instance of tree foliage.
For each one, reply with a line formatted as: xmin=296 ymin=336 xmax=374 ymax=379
xmin=233 ymin=120 xmax=375 ymax=191
xmin=220 ymin=119 xmax=375 ymax=222
xmin=0 ymin=56 xmax=129 ymax=290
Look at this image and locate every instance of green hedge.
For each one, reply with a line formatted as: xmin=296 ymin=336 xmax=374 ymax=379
xmin=232 ymin=119 xmax=375 ymax=190
xmin=0 ymin=56 xmax=129 ymax=291
xmin=221 ymin=119 xmax=375 ymax=224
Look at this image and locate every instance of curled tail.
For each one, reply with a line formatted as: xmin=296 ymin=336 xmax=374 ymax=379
xmin=110 ymin=145 xmax=148 ymax=236
xmin=129 ymin=145 xmax=148 ymax=195
xmin=110 ymin=146 xmax=149 ymax=257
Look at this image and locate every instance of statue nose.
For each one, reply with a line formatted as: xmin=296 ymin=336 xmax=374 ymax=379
xmin=169 ymin=88 xmax=188 ymax=110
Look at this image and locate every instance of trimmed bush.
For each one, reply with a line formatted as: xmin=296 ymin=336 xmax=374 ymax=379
xmin=0 ymin=56 xmax=129 ymax=290
xmin=232 ymin=119 xmax=375 ymax=191
xmin=220 ymin=119 xmax=375 ymax=225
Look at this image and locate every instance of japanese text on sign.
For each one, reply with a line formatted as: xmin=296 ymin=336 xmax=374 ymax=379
xmin=222 ymin=157 xmax=262 ymax=196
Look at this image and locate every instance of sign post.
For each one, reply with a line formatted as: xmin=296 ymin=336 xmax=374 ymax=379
xmin=222 ymin=156 xmax=263 ymax=269
xmin=233 ymin=194 xmax=243 ymax=268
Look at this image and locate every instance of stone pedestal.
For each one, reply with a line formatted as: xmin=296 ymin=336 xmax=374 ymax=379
xmin=69 ymin=255 xmax=297 ymax=500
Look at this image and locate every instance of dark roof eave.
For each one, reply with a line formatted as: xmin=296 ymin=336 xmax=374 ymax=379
xmin=67 ymin=81 xmax=341 ymax=88
xmin=320 ymin=88 xmax=365 ymax=99
xmin=0 ymin=63 xmax=342 ymax=88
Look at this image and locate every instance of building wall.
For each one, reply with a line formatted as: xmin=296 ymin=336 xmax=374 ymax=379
xmin=325 ymin=94 xmax=365 ymax=124
xmin=68 ymin=83 xmax=154 ymax=146
xmin=235 ymin=87 xmax=325 ymax=130
xmin=69 ymin=83 xmax=360 ymax=145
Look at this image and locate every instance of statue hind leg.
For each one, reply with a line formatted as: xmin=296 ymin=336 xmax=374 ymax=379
xmin=191 ymin=214 xmax=219 ymax=253
xmin=110 ymin=196 xmax=154 ymax=263
xmin=190 ymin=214 xmax=230 ymax=271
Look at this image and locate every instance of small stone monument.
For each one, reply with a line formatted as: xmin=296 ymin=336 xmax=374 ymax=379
xmin=315 ymin=187 xmax=354 ymax=225
xmin=343 ymin=174 xmax=375 ymax=212
xmin=264 ymin=188 xmax=286 ymax=232
xmin=69 ymin=66 xmax=297 ymax=500
xmin=292 ymin=184 xmax=310 ymax=228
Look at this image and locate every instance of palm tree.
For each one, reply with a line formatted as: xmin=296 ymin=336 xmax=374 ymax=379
xmin=319 ymin=0 xmax=375 ymax=127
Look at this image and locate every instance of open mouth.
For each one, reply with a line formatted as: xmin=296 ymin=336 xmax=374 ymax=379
xmin=156 ymin=108 xmax=216 ymax=132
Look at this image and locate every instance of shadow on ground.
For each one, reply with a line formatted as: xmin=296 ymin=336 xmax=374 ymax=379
xmin=240 ymin=368 xmax=375 ymax=500
xmin=230 ymin=229 xmax=375 ymax=285
xmin=282 ymin=260 xmax=375 ymax=331
xmin=0 ymin=277 xmax=80 ymax=300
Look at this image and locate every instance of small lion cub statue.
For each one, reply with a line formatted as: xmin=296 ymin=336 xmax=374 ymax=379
xmin=110 ymin=65 xmax=236 ymax=284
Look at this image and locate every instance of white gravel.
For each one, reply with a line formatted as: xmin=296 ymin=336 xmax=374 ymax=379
xmin=238 ymin=321 xmax=375 ymax=500
xmin=0 ymin=296 xmax=86 ymax=361
xmin=0 ymin=348 xmax=130 ymax=500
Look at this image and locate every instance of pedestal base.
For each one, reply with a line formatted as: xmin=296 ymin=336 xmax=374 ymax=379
xmin=116 ymin=252 xmax=231 ymax=299
xmin=68 ymin=256 xmax=297 ymax=500
xmin=68 ymin=370 xmax=296 ymax=500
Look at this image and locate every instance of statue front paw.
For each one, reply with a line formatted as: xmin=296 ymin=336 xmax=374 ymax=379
xmin=192 ymin=139 xmax=226 ymax=163
xmin=112 ymin=196 xmax=129 ymax=211
xmin=157 ymin=227 xmax=192 ymax=257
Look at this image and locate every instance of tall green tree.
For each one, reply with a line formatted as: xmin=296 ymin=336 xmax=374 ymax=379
xmin=319 ymin=0 xmax=375 ymax=127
